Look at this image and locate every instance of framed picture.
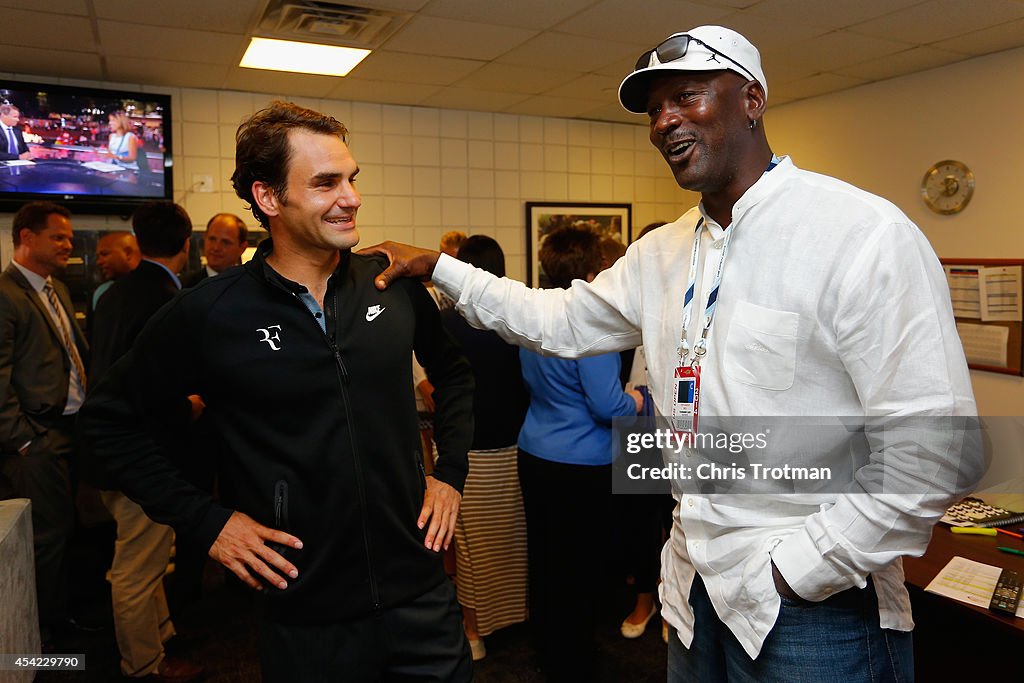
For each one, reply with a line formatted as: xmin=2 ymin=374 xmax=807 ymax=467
xmin=525 ymin=202 xmax=632 ymax=288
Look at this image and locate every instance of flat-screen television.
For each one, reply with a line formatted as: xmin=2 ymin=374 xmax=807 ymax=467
xmin=0 ymin=80 xmax=172 ymax=215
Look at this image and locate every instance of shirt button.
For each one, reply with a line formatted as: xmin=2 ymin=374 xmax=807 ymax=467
xmin=315 ymin=312 xmax=322 ymax=318
xmin=687 ymin=498 xmax=695 ymax=508
xmin=823 ymin=587 xmax=832 ymax=595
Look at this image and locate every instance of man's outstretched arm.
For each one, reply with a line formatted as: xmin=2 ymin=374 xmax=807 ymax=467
xmin=360 ymin=240 xmax=644 ymax=360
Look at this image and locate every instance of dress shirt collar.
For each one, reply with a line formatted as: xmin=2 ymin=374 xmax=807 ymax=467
xmin=10 ymin=260 xmax=48 ymax=292
xmin=142 ymin=258 xmax=182 ymax=290
xmin=698 ymin=155 xmax=793 ymax=237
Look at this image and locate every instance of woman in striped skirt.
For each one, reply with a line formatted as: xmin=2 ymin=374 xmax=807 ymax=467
xmin=440 ymin=236 xmax=530 ymax=661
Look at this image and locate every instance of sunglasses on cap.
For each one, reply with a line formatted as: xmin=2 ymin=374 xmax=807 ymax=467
xmin=634 ymin=34 xmax=756 ymax=83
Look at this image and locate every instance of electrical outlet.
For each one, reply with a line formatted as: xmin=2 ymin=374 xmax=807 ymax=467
xmin=192 ymin=174 xmax=214 ymax=193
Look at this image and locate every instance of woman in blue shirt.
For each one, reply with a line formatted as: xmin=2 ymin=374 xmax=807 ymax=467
xmin=517 ymin=226 xmax=642 ymax=681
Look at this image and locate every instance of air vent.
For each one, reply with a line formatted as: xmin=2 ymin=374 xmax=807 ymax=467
xmin=256 ymin=1 xmax=410 ymax=49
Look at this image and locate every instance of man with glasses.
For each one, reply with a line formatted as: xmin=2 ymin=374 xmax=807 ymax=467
xmin=366 ymin=25 xmax=979 ymax=682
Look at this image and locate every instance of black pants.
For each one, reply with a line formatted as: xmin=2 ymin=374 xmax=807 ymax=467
xmin=259 ymin=578 xmax=472 ymax=683
xmin=518 ymin=449 xmax=612 ymax=682
xmin=0 ymin=418 xmax=75 ymax=633
xmin=615 ymin=493 xmax=674 ymax=592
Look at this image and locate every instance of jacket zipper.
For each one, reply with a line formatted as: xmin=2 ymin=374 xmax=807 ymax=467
xmin=329 ymin=336 xmax=380 ymax=608
xmin=326 ymin=288 xmax=381 ymax=610
xmin=415 ymin=451 xmax=427 ymax=490
xmin=279 ymin=283 xmax=381 ymax=610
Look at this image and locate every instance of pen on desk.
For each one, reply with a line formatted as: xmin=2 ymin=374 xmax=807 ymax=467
xmin=996 ymin=546 xmax=1024 ymax=557
xmin=950 ymin=526 xmax=997 ymax=536
xmin=995 ymin=527 xmax=1024 ymax=539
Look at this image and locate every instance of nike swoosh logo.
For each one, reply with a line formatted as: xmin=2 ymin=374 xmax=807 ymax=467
xmin=366 ymin=306 xmax=385 ymax=322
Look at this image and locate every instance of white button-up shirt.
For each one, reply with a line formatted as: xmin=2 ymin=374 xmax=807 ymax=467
xmin=432 ymin=156 xmax=979 ymax=658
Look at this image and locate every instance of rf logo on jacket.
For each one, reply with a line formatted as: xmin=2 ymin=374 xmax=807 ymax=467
xmin=258 ymin=324 xmax=283 ymax=351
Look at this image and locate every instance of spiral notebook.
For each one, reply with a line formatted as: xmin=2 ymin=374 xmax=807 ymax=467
xmin=940 ymin=497 xmax=1024 ymax=528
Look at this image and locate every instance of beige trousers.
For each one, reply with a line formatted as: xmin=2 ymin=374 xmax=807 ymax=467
xmin=101 ymin=491 xmax=175 ymax=677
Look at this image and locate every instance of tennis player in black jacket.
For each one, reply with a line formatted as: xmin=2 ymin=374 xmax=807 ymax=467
xmin=81 ymin=102 xmax=475 ymax=682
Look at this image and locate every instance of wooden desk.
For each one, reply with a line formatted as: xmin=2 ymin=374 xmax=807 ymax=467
xmin=903 ymin=526 xmax=1024 ymax=679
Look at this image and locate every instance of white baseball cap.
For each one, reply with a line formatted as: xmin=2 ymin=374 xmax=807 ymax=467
xmin=619 ymin=26 xmax=767 ymax=114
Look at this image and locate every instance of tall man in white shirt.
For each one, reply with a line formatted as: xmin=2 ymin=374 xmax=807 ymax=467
xmin=366 ymin=25 xmax=982 ymax=682
xmin=0 ymin=201 xmax=86 ymax=644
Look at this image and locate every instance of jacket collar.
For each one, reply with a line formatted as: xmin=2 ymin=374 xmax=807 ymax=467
xmin=247 ymin=238 xmax=352 ymax=293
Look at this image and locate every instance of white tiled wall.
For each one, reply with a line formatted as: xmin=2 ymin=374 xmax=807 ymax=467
xmin=1 ymin=75 xmax=698 ymax=281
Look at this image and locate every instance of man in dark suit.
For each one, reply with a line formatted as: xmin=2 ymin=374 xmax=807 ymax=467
xmin=0 ymin=201 xmax=86 ymax=643
xmin=181 ymin=212 xmax=248 ymax=288
xmin=89 ymin=200 xmax=203 ymax=682
xmin=0 ymin=104 xmax=32 ymax=161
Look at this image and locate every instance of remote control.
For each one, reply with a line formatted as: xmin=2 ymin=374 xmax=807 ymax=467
xmin=989 ymin=569 xmax=1022 ymax=616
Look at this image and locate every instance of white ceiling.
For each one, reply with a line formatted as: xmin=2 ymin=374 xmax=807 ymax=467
xmin=5 ymin=0 xmax=1024 ymax=124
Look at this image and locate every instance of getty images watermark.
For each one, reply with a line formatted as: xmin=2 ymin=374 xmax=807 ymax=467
xmin=611 ymin=416 xmax=987 ymax=497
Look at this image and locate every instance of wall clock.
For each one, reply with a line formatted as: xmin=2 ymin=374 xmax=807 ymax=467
xmin=921 ymin=160 xmax=974 ymax=215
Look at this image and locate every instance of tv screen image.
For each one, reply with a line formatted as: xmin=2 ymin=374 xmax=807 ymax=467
xmin=0 ymin=80 xmax=172 ymax=213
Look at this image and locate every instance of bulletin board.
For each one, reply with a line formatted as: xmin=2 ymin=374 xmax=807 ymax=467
xmin=941 ymin=258 xmax=1024 ymax=376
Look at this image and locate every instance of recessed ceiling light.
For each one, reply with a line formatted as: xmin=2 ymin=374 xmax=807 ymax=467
xmin=239 ymin=37 xmax=370 ymax=77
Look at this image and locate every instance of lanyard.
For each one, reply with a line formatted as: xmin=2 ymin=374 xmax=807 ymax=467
xmin=677 ymin=217 xmax=734 ymax=366
xmin=675 ymin=157 xmax=781 ymax=366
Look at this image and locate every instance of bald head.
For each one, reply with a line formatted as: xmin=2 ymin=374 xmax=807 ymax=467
xmin=96 ymin=231 xmax=141 ymax=280
xmin=204 ymin=213 xmax=248 ymax=273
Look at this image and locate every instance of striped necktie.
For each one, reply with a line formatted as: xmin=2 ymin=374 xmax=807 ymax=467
xmin=43 ymin=282 xmax=87 ymax=392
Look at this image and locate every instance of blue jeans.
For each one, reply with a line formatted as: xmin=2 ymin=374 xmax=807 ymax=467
xmin=667 ymin=573 xmax=913 ymax=683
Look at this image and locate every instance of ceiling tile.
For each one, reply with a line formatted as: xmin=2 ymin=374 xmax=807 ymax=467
xmin=422 ymin=0 xmax=595 ymax=30
xmin=0 ymin=0 xmax=87 ymax=14
xmin=771 ymin=30 xmax=913 ymax=77
xmin=383 ymin=16 xmax=537 ymax=60
xmin=554 ymin=0 xmax=733 ymax=44
xmin=221 ymin=67 xmax=340 ymax=98
xmin=848 ymin=0 xmax=1024 ymax=45
xmin=503 ymin=94 xmax=613 ymax=118
xmin=496 ymin=32 xmax=639 ymax=73
xmin=98 ymin=21 xmax=247 ymax=64
xmin=419 ymin=87 xmax=530 ymax=112
xmin=5 ymin=9 xmax=95 ymax=52
xmin=549 ymin=74 xmax=620 ymax=102
xmin=327 ymin=78 xmax=442 ymax=105
xmin=832 ymin=46 xmax=969 ymax=81
xmin=106 ymin=58 xmax=231 ymax=90
xmin=2 ymin=48 xmax=103 ymax=82
xmin=92 ymin=0 xmax=258 ymax=33
xmin=932 ymin=18 xmax=1024 ymax=56
xmin=769 ymin=72 xmax=868 ymax=102
xmin=343 ymin=0 xmax=432 ymax=10
xmin=348 ymin=51 xmax=485 ymax=86
xmin=741 ymin=0 xmax=925 ymax=30
xmin=691 ymin=0 xmax=760 ymax=7
xmin=454 ymin=63 xmax=580 ymax=95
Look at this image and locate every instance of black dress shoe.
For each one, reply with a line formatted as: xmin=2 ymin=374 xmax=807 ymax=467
xmin=62 ymin=616 xmax=105 ymax=633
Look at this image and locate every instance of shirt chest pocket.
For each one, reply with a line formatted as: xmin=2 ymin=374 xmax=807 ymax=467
xmin=724 ymin=300 xmax=800 ymax=391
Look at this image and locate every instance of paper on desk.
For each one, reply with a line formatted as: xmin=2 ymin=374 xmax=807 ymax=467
xmin=2 ymin=159 xmax=34 ymax=166
xmin=925 ymin=555 xmax=1024 ymax=618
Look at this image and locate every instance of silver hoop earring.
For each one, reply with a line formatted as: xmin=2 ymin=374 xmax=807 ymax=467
xmin=749 ymin=120 xmax=757 ymax=130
